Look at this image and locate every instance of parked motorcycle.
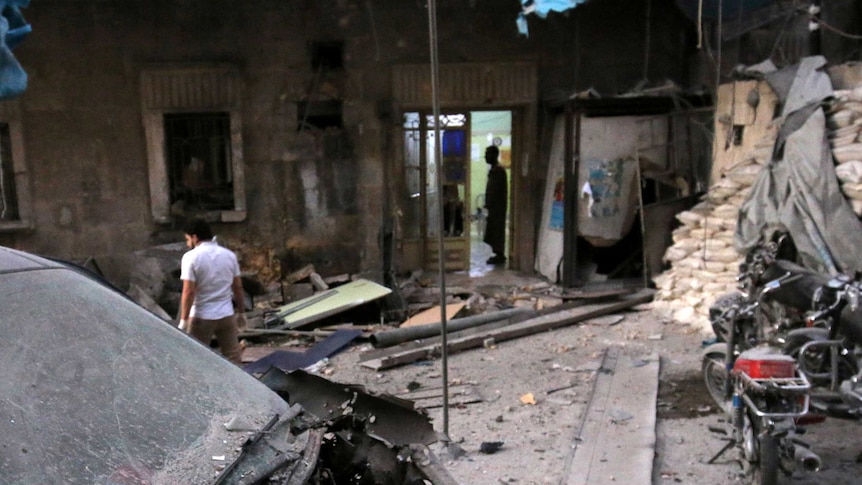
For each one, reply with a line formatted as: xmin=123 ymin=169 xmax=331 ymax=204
xmin=703 ymin=256 xmax=829 ymax=407
xmin=703 ymin=274 xmax=821 ymax=485
xmin=783 ymin=273 xmax=862 ymax=419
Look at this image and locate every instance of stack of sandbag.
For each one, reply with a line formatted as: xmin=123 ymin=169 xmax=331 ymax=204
xmin=651 ymin=141 xmax=776 ymax=332
xmin=828 ymin=87 xmax=862 ymax=216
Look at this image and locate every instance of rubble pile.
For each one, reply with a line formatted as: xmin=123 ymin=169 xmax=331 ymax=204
xmin=828 ymin=87 xmax=862 ymax=217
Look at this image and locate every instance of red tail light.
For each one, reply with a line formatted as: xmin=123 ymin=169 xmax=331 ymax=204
xmin=796 ymin=414 xmax=826 ymax=426
xmin=733 ymin=356 xmax=796 ymax=378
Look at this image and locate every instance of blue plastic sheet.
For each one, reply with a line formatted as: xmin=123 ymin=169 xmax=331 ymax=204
xmin=517 ymin=0 xmax=588 ymax=36
xmin=0 ymin=0 xmax=30 ymax=99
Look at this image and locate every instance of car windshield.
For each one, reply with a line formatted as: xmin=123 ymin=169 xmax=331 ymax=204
xmin=0 ymin=267 xmax=289 ymax=484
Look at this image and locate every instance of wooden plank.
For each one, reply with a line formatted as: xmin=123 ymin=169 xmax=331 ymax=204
xmin=361 ymin=289 xmax=654 ymax=370
xmin=561 ymin=348 xmax=659 ymax=484
xmin=401 ymin=302 xmax=466 ymax=328
xmin=283 ymin=264 xmax=315 ymax=284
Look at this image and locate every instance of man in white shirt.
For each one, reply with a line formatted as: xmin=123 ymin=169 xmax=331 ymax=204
xmin=179 ymin=218 xmax=245 ymax=365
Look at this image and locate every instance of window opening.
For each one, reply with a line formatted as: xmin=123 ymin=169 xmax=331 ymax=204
xmin=0 ymin=123 xmax=18 ymax=221
xmin=164 ymin=112 xmax=233 ymax=212
xmin=309 ymin=41 xmax=344 ymax=70
xmin=732 ymin=125 xmax=744 ymax=146
xmin=298 ymin=100 xmax=343 ymax=130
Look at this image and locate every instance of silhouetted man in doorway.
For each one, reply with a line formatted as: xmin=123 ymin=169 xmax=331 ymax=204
xmin=483 ymin=145 xmax=507 ymax=264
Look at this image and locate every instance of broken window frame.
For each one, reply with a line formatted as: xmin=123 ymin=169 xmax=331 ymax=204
xmin=140 ymin=65 xmax=247 ymax=224
xmin=0 ymin=100 xmax=31 ymax=232
xmin=164 ymin=112 xmax=235 ymax=212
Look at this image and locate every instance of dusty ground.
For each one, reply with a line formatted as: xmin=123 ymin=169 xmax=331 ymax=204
xmin=244 ymin=268 xmax=862 ymax=484
xmin=316 ymin=304 xmax=862 ymax=484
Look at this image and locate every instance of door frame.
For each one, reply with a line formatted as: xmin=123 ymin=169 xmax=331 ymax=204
xmin=390 ymin=62 xmax=537 ymax=273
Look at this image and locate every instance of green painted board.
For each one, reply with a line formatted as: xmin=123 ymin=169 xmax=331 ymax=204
xmin=271 ymin=279 xmax=392 ymax=329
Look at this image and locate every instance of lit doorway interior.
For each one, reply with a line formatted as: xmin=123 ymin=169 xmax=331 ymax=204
xmin=400 ymin=110 xmax=512 ymax=273
xmin=469 ymin=111 xmax=512 ymax=274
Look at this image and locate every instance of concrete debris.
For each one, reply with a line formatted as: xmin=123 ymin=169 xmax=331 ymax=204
xmin=479 ymin=441 xmax=505 ymax=454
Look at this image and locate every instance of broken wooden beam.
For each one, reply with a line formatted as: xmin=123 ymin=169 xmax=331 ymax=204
xmin=283 ymin=264 xmax=316 ymax=284
xmin=370 ymin=307 xmax=533 ymax=348
xmin=360 ymin=289 xmax=655 ymax=371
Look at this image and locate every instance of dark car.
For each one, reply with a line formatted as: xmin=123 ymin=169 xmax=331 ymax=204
xmin=0 ymin=245 xmax=296 ymax=484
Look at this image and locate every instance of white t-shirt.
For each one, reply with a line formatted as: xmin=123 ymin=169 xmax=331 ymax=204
xmin=180 ymin=241 xmax=241 ymax=320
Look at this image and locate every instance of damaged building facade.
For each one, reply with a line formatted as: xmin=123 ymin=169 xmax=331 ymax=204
xmin=0 ymin=0 xmax=859 ymax=285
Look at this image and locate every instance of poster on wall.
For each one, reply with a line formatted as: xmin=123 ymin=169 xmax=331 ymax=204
xmin=579 ymin=157 xmax=638 ymax=245
xmin=549 ymin=177 xmax=564 ymax=231
xmin=583 ymin=158 xmax=624 ymax=218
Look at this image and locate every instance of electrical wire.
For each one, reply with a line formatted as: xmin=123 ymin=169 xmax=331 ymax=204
xmin=810 ymin=16 xmax=862 ymax=40
xmin=643 ymin=0 xmax=651 ymax=81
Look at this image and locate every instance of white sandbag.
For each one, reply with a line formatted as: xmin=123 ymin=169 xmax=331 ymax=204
xmin=704 ymin=247 xmax=740 ymax=263
xmin=833 ymin=144 xmax=862 ymax=164
xmin=673 ymin=306 xmax=696 ymax=324
xmin=835 ymin=160 xmax=862 ymax=184
xmin=712 ymin=203 xmax=740 ymax=219
xmin=704 ymin=238 xmax=728 ymax=251
xmin=831 ymin=133 xmax=859 ymax=148
xmin=725 ymin=163 xmax=763 ymax=186
xmin=674 ymin=267 xmax=694 ymax=278
xmin=672 ymin=230 xmax=693 ymax=244
xmin=692 ymin=269 xmax=721 ymax=281
xmin=829 ymin=124 xmax=861 ymax=139
xmin=675 ymin=257 xmax=705 ymax=270
xmin=663 ymin=246 xmax=692 ymax=262
xmin=674 ymin=238 xmax=702 ymax=252
xmin=676 ymin=210 xmax=704 ymax=226
xmin=725 ymin=262 xmax=742 ymax=273
xmin=711 ymin=177 xmax=741 ymax=191
xmin=683 ymin=293 xmax=704 ymax=308
xmin=829 ymin=109 xmax=854 ymax=128
xmin=704 ymin=260 xmax=729 ymax=272
xmin=702 ymin=217 xmax=734 ymax=231
xmin=841 ymin=182 xmax=862 ymax=200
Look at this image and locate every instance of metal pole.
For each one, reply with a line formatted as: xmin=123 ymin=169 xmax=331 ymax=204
xmin=426 ymin=0 xmax=450 ymax=438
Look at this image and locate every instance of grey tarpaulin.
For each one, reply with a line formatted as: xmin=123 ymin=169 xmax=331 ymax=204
xmin=735 ymin=56 xmax=862 ymax=275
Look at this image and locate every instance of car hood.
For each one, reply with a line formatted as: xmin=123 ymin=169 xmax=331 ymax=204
xmin=0 ymin=266 xmax=289 ymax=484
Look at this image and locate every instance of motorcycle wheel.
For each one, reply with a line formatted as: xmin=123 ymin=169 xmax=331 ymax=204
xmin=754 ymin=434 xmax=779 ymax=485
xmin=701 ymin=343 xmax=729 ymax=409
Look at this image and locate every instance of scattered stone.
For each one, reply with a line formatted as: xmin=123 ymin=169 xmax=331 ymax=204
xmin=480 ymin=441 xmax=505 ymax=454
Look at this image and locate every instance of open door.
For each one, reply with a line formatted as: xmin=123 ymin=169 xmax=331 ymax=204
xmin=400 ymin=112 xmax=471 ymax=271
xmin=399 ymin=111 xmax=512 ymax=272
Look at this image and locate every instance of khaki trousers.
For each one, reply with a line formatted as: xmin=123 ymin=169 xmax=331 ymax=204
xmin=187 ymin=314 xmax=242 ymax=365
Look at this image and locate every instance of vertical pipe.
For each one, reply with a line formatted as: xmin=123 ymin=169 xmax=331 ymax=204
xmin=562 ymin=104 xmax=576 ymax=287
xmin=426 ymin=0 xmax=450 ymax=438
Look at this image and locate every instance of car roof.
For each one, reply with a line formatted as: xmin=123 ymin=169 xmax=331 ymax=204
xmin=0 ymin=245 xmax=64 ymax=273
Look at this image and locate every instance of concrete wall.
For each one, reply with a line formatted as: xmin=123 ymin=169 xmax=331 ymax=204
xmin=0 ymin=0 xmax=698 ymax=280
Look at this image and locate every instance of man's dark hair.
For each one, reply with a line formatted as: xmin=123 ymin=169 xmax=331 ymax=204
xmin=183 ymin=218 xmax=213 ymax=240
xmin=486 ymin=145 xmax=499 ymax=158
